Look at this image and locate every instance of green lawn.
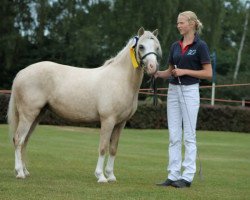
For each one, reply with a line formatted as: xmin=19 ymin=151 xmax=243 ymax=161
xmin=0 ymin=125 xmax=249 ymax=200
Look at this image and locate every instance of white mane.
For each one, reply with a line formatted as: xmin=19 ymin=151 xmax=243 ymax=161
xmin=102 ymin=31 xmax=161 ymax=67
xmin=103 ymin=39 xmax=133 ymax=67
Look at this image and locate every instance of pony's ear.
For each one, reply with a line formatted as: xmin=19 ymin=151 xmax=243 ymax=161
xmin=138 ymin=27 xmax=145 ymax=37
xmin=152 ymin=29 xmax=159 ymax=37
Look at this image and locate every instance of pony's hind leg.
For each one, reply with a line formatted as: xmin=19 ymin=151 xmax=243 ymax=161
xmin=14 ymin=118 xmax=34 ymax=179
xmin=105 ymin=121 xmax=126 ymax=182
xmin=21 ymin=121 xmax=36 ymax=177
xmin=21 ymin=108 xmax=46 ymax=177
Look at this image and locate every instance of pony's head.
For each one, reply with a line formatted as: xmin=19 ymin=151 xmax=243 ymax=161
xmin=134 ymin=27 xmax=162 ymax=75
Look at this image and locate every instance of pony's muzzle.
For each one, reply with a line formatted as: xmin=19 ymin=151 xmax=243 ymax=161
xmin=145 ymin=59 xmax=159 ymax=75
xmin=140 ymin=51 xmax=160 ymax=75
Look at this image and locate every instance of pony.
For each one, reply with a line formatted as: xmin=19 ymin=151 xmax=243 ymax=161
xmin=7 ymin=27 xmax=162 ymax=183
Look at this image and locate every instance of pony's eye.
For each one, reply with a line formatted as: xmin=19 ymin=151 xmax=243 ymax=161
xmin=139 ymin=45 xmax=144 ymax=51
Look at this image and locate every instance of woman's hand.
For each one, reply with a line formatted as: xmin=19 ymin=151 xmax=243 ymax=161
xmin=154 ymin=66 xmax=173 ymax=79
xmin=171 ymin=68 xmax=186 ymax=77
xmin=154 ymin=71 xmax=160 ymax=78
xmin=171 ymin=64 xmax=212 ymax=80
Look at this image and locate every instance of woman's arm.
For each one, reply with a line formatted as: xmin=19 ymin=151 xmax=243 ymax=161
xmin=171 ymin=63 xmax=212 ymax=80
xmin=155 ymin=65 xmax=174 ymax=79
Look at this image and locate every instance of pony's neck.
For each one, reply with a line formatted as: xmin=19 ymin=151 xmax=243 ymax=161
xmin=114 ymin=42 xmax=144 ymax=92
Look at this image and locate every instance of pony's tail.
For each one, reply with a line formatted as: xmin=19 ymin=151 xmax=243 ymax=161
xmin=7 ymin=89 xmax=19 ymax=142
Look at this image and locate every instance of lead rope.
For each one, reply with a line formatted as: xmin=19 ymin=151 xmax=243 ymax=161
xmin=174 ymin=65 xmax=203 ymax=181
xmin=148 ymin=76 xmax=158 ymax=106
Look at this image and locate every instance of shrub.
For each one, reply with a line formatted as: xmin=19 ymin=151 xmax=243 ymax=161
xmin=0 ymin=94 xmax=9 ymax=123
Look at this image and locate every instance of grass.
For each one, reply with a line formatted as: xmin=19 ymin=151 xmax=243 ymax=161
xmin=0 ymin=124 xmax=249 ymax=200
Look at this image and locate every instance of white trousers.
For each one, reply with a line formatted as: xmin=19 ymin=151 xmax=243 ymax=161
xmin=167 ymin=83 xmax=200 ymax=182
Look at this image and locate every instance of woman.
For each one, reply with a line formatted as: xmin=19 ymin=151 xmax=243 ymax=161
xmin=156 ymin=11 xmax=212 ymax=188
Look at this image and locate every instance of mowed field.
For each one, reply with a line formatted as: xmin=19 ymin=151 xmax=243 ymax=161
xmin=0 ymin=125 xmax=249 ymax=200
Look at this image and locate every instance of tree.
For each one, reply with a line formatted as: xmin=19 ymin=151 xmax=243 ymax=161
xmin=233 ymin=1 xmax=250 ymax=82
xmin=0 ymin=0 xmax=33 ymax=89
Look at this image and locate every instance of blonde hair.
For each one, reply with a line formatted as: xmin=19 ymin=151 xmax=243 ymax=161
xmin=179 ymin=11 xmax=203 ymax=34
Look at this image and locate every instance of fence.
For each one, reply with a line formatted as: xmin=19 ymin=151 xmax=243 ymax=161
xmin=139 ymin=83 xmax=250 ymax=106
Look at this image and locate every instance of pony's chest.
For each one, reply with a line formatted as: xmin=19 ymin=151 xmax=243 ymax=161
xmin=122 ymin=97 xmax=138 ymax=119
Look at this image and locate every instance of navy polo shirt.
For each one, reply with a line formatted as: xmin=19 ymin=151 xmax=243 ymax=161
xmin=168 ymin=34 xmax=211 ymax=85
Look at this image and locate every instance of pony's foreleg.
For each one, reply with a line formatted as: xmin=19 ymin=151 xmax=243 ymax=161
xmin=105 ymin=121 xmax=126 ymax=182
xmin=95 ymin=118 xmax=115 ymax=183
xmin=105 ymin=155 xmax=116 ymax=182
xmin=95 ymin=155 xmax=106 ymax=182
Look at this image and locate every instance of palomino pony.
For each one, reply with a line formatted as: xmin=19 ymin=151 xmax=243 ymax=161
xmin=8 ymin=27 xmax=162 ymax=183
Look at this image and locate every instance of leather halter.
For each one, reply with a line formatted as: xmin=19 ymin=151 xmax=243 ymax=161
xmin=139 ymin=52 xmax=161 ymax=70
xmin=132 ymin=36 xmax=160 ymax=106
xmin=132 ymin=36 xmax=161 ymax=69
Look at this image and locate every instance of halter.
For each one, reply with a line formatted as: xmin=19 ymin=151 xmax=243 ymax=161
xmin=131 ymin=36 xmax=161 ymax=106
xmin=139 ymin=52 xmax=161 ymax=69
xmin=130 ymin=36 xmax=161 ymax=70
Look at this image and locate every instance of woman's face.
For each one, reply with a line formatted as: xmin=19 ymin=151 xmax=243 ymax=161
xmin=177 ymin=15 xmax=194 ymax=35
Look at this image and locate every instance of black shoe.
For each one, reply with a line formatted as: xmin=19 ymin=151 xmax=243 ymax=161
xmin=156 ymin=179 xmax=174 ymax=186
xmin=171 ymin=179 xmax=191 ymax=188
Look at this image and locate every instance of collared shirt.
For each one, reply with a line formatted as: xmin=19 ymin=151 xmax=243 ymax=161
xmin=168 ymin=34 xmax=211 ymax=85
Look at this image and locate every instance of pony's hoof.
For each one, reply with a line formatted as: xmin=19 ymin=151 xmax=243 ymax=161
xmin=95 ymin=172 xmax=108 ymax=183
xmin=107 ymin=175 xmax=116 ymax=182
xmin=16 ymin=173 xmax=26 ymax=179
xmin=97 ymin=177 xmax=108 ymax=183
xmin=105 ymin=171 xmax=116 ymax=182
xmin=15 ymin=169 xmax=26 ymax=179
xmin=23 ymin=168 xmax=30 ymax=176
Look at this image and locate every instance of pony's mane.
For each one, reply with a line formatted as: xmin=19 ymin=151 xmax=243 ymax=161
xmin=102 ymin=31 xmax=158 ymax=67
xmin=102 ymin=39 xmax=132 ymax=66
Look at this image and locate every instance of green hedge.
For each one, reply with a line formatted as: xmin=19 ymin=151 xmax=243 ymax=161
xmin=0 ymin=94 xmax=9 ymax=124
xmin=1 ymin=94 xmax=249 ymax=132
xmin=128 ymin=103 xmax=250 ymax=132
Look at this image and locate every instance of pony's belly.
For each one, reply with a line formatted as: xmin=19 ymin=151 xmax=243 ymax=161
xmin=49 ymin=103 xmax=99 ymax=123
